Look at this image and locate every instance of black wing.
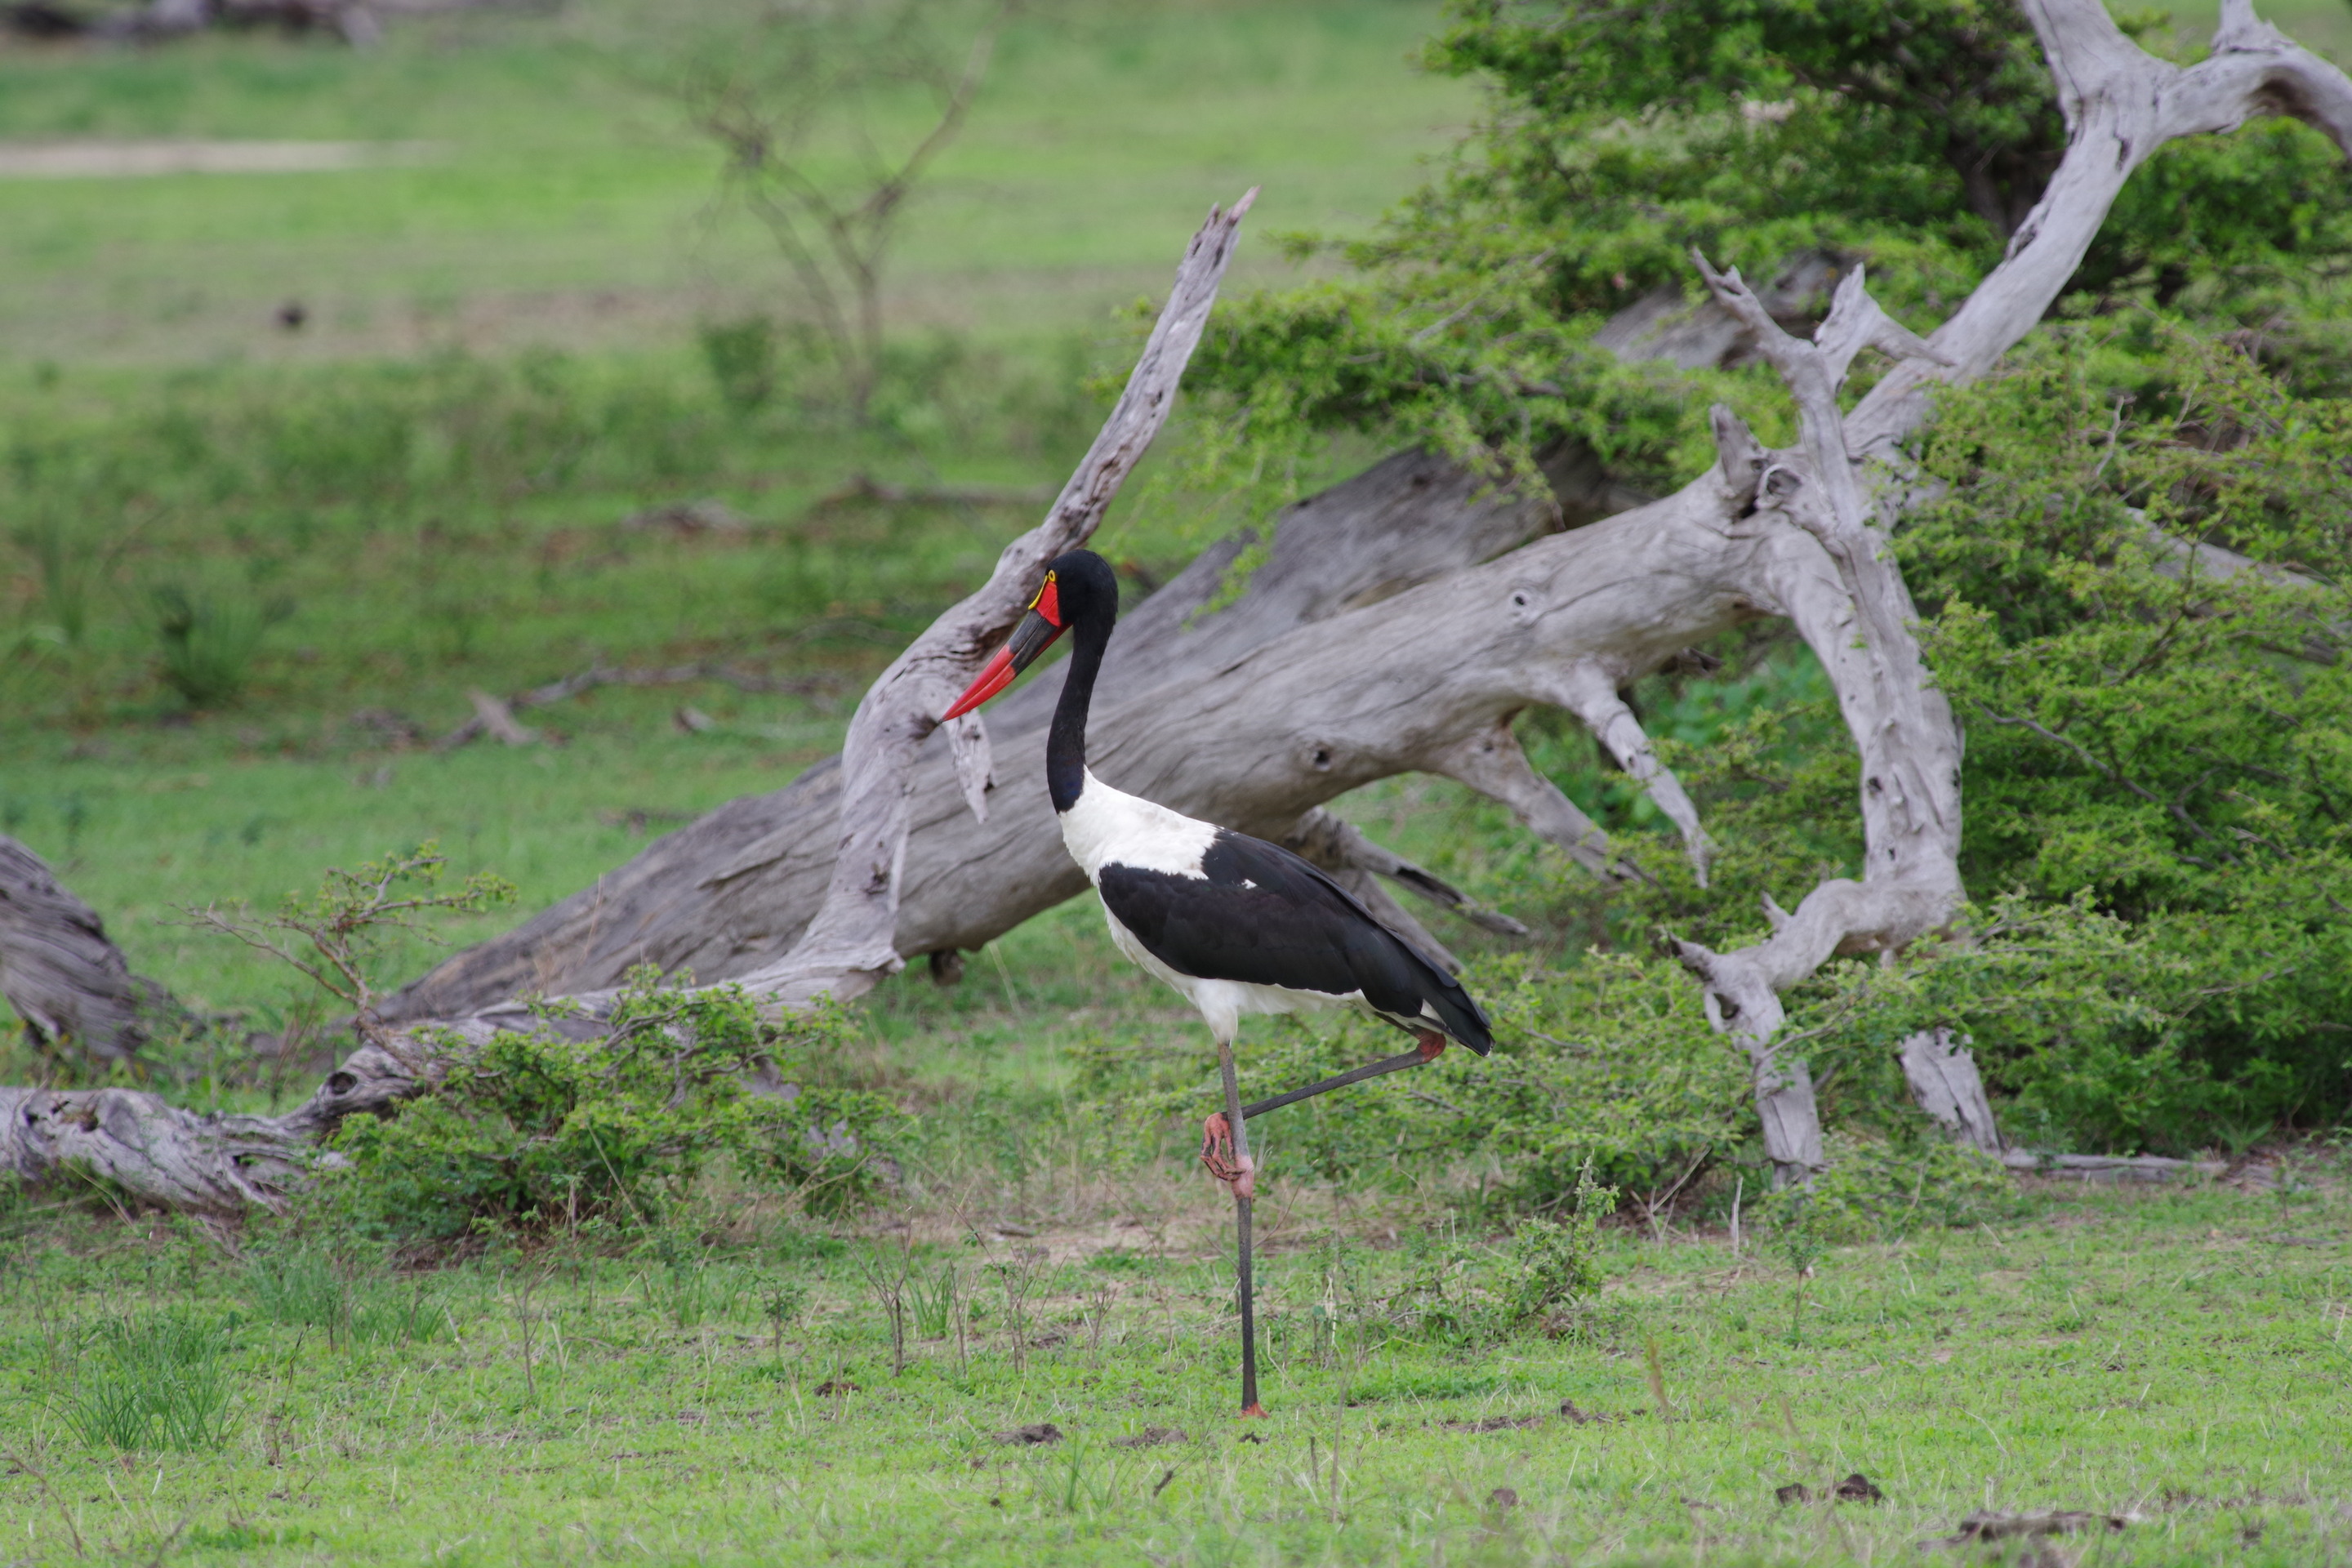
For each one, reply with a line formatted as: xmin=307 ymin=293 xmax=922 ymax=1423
xmin=1097 ymin=830 xmax=1493 ymax=1054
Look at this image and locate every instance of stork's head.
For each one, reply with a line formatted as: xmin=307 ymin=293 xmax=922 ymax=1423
xmin=941 ymin=549 xmax=1119 ymax=720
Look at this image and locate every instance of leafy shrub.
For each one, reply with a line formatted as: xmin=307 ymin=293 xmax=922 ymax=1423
xmin=1755 ymin=1132 xmax=2018 ymax=1245
xmin=315 ymin=969 xmax=906 ymax=1241
xmin=1499 ymin=1160 xmax=1615 ymax=1325
xmin=58 ymin=1313 xmax=237 ymax=1451
xmin=1087 ymin=950 xmax=1748 ymax=1214
xmin=699 ymin=315 xmax=780 ymax=414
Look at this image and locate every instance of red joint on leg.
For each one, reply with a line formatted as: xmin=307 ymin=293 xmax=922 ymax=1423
xmin=1241 ymin=1402 xmax=1269 ymax=1419
xmin=1416 ymin=1031 xmax=1447 ymax=1062
xmin=1200 ymin=1113 xmax=1251 ymax=1197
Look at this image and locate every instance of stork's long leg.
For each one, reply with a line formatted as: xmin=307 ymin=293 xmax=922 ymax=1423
xmin=1241 ymin=1031 xmax=1448 ymax=1123
xmin=1215 ymin=1035 xmax=1267 ymax=1419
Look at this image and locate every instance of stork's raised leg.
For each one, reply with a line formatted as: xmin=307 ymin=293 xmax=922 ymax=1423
xmin=1241 ymin=1031 xmax=1448 ymax=1123
xmin=1211 ymin=1035 xmax=1267 ymax=1418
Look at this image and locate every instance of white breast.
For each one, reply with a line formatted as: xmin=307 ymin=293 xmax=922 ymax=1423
xmin=1057 ymin=768 xmax=1217 ymax=882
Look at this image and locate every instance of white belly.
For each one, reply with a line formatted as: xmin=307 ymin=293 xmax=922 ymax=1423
xmin=1099 ymin=902 xmax=1364 ymax=1045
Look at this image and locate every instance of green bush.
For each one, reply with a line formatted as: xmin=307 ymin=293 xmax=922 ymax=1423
xmin=1498 ymin=1160 xmax=1615 ymax=1325
xmin=1085 ymin=951 xmax=1744 ymax=1214
xmin=315 ymin=969 xmax=906 ymax=1241
xmin=149 ymin=581 xmax=294 ymax=708
xmin=1756 ymin=1132 xmax=2018 ymax=1245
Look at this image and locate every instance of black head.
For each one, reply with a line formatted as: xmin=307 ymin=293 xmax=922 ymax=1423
xmin=941 ymin=548 xmax=1120 ymax=720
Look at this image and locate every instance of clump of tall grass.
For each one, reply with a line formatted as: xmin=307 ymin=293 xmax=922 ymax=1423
xmin=57 ymin=1313 xmax=237 ymax=1451
xmin=149 ymin=581 xmax=295 ymax=708
xmin=243 ymin=1247 xmax=443 ymax=1349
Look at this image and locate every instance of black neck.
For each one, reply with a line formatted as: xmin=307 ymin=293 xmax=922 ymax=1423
xmin=1047 ymin=608 xmax=1111 ymax=814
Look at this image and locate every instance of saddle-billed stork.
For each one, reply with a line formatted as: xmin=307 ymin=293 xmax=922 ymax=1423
xmin=942 ymin=548 xmax=1493 ymax=1415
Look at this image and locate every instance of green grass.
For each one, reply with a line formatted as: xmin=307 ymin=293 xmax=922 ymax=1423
xmin=5 ymin=1166 xmax=2350 ymax=1564
xmin=0 ymin=0 xmax=1476 ymax=367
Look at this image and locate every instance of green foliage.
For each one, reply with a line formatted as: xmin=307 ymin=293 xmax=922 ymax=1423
xmin=1187 ymin=0 xmax=2352 ymax=481
xmin=1896 ymin=330 xmax=2352 ymax=1147
xmin=1087 ymin=951 xmax=1748 ymax=1214
xmin=57 ymin=1312 xmax=237 ymax=1452
xmin=699 ymin=315 xmax=782 ymax=415
xmin=1757 ymin=1133 xmax=2017 ymax=1246
xmin=190 ymin=842 xmax=517 ymax=1023
xmin=148 ymin=580 xmax=295 ymax=710
xmin=909 ymin=1260 xmax=960 ymax=1340
xmin=1498 ymin=1160 xmax=1615 ymax=1325
xmin=315 ymin=969 xmax=906 ymax=1241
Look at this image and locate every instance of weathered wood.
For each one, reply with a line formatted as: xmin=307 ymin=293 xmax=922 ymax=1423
xmin=379 ymin=440 xmax=1591 ymax=1023
xmin=0 ymin=837 xmax=180 ymax=1064
xmin=2001 ymin=1148 xmax=2229 ymax=1183
xmin=1899 ymin=1027 xmax=2005 ymax=1156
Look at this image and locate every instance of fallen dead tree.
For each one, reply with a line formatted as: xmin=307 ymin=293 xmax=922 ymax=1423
xmin=0 ymin=837 xmax=184 ymax=1066
xmin=5 ymin=0 xmax=2350 ymax=1209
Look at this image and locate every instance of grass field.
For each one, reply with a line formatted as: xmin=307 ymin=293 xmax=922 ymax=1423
xmin=6 ymin=1162 xmax=2348 ymax=1566
xmin=0 ymin=1 xmax=1476 ymax=366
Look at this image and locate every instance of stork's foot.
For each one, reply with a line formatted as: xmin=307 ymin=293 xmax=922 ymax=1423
xmin=1200 ymin=1112 xmax=1257 ymax=1200
xmin=1416 ymin=1030 xmax=1447 ymax=1062
xmin=1240 ymin=1401 xmax=1269 ymax=1419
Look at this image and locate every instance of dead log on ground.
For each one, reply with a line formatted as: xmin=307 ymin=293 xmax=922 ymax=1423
xmin=0 ymin=837 xmax=183 ymax=1066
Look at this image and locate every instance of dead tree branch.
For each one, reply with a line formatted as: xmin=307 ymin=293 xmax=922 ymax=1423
xmin=723 ymin=191 xmax=1258 ymax=1012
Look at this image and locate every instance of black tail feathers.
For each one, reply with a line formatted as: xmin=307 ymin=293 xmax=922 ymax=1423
xmin=1427 ymin=972 xmax=1494 ymax=1056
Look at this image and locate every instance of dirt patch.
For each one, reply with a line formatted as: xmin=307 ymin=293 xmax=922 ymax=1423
xmin=0 ymin=140 xmax=441 ymax=179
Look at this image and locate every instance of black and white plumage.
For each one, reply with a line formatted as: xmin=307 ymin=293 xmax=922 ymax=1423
xmin=946 ymin=547 xmax=1492 ymax=1058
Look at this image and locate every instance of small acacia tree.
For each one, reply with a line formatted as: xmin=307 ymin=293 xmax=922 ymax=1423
xmin=648 ymin=0 xmax=1013 ymax=421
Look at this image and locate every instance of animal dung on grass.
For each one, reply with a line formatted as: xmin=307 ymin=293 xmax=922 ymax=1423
xmin=1558 ymin=1400 xmax=1628 ymax=1424
xmin=992 ymin=1423 xmax=1063 ymax=1446
xmin=1926 ymin=1510 xmax=2133 ymax=1548
xmin=813 ymin=1379 xmax=858 ymax=1396
xmin=1111 ymin=1427 xmax=1188 ymax=1449
xmin=1776 ymin=1474 xmax=1884 ymax=1505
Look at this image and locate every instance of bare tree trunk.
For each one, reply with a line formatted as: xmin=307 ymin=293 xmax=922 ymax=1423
xmin=1899 ymin=1027 xmax=2005 ymax=1157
